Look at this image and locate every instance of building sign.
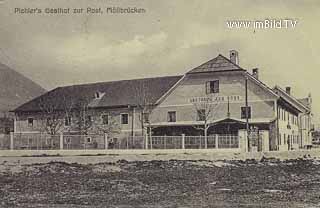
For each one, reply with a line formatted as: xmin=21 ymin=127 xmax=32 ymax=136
xmin=189 ymin=95 xmax=243 ymax=104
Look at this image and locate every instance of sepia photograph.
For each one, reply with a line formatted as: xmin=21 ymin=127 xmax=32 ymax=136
xmin=0 ymin=0 xmax=320 ymax=207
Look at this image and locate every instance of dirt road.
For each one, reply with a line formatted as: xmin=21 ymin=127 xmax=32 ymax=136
xmin=1 ymin=156 xmax=320 ymax=207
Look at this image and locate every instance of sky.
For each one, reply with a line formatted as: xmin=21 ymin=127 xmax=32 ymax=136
xmin=0 ymin=0 xmax=319 ymax=122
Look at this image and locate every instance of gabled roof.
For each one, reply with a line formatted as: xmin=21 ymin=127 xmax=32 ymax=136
xmin=298 ymin=97 xmax=311 ymax=109
xmin=244 ymin=71 xmax=280 ymax=99
xmin=187 ymin=54 xmax=245 ymax=74
xmin=212 ymin=117 xmax=246 ymax=124
xmin=273 ymin=86 xmax=310 ymax=113
xmin=13 ymin=76 xmax=183 ymax=112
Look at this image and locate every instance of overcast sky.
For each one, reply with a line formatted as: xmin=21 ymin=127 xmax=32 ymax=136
xmin=0 ymin=0 xmax=319 ymax=122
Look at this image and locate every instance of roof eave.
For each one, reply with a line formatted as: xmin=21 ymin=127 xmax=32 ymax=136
xmin=243 ymin=71 xmax=280 ymax=99
xmin=273 ymin=85 xmax=309 ymax=112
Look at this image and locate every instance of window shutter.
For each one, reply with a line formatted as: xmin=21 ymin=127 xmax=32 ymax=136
xmin=205 ymin=82 xmax=210 ymax=94
xmin=214 ymin=80 xmax=219 ymax=93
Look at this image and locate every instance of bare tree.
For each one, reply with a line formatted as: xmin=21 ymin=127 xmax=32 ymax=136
xmin=90 ymin=113 xmax=121 ymax=136
xmin=37 ymin=95 xmax=74 ymax=149
xmin=72 ymin=98 xmax=93 ymax=135
xmin=134 ymin=81 xmax=154 ymax=137
xmin=38 ymin=95 xmax=73 ymax=135
xmin=192 ymin=100 xmax=218 ymax=148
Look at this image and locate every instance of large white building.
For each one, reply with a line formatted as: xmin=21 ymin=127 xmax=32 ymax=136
xmin=12 ymin=50 xmax=313 ymax=151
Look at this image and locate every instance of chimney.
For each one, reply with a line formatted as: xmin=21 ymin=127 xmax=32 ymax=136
xmin=229 ymin=50 xmax=239 ymax=65
xmin=252 ymin=68 xmax=259 ymax=79
xmin=308 ymin=93 xmax=312 ymax=105
xmin=285 ymin=87 xmax=291 ymax=95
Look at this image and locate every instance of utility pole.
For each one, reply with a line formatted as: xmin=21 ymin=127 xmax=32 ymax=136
xmin=227 ymin=96 xmax=230 ymax=118
xmin=245 ymin=77 xmax=250 ymax=152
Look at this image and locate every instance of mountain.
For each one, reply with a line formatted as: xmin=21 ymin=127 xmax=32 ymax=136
xmin=0 ymin=62 xmax=46 ymax=115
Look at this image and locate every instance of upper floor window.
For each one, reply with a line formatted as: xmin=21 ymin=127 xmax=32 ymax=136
xmin=197 ymin=109 xmax=206 ymax=121
xmin=206 ymin=80 xmax=219 ymax=94
xmin=102 ymin=114 xmax=108 ymax=125
xmin=142 ymin=112 xmax=149 ymax=123
xmin=167 ymin=111 xmax=176 ymax=122
xmin=291 ymin=114 xmax=295 ymax=125
xmin=28 ymin=117 xmax=34 ymax=127
xmin=241 ymin=106 xmax=251 ymax=119
xmin=121 ymin=114 xmax=129 ymax=125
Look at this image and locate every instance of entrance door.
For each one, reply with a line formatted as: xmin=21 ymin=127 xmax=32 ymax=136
xmin=248 ymin=127 xmax=263 ymax=152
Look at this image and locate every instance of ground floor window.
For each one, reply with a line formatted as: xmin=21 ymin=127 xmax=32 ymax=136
xmin=241 ymin=106 xmax=251 ymax=119
xmin=197 ymin=109 xmax=206 ymax=121
xmin=86 ymin=137 xmax=92 ymax=143
xmin=121 ymin=114 xmax=129 ymax=124
xmin=102 ymin=114 xmax=108 ymax=125
xmin=167 ymin=111 xmax=176 ymax=122
xmin=279 ymin=134 xmax=282 ymax=145
xmin=65 ymin=116 xmax=72 ymax=126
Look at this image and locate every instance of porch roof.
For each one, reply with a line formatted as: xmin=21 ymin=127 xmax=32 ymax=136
xmin=150 ymin=117 xmax=276 ymax=127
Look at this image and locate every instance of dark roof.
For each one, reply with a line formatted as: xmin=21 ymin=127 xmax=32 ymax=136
xmin=187 ymin=54 xmax=244 ymax=74
xmin=13 ymin=76 xmax=183 ymax=112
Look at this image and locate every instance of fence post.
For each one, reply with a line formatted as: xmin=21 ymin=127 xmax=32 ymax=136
xmin=60 ymin=132 xmax=63 ymax=150
xmin=182 ymin=134 xmax=185 ymax=149
xmin=10 ymin=132 xmax=14 ymax=150
xmin=145 ymin=134 xmax=148 ymax=149
xmin=104 ymin=133 xmax=108 ymax=149
xmin=126 ymin=136 xmax=129 ymax=149
xmin=215 ymin=134 xmax=219 ymax=149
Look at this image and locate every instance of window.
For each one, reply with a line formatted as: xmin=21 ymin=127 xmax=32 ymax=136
xmin=86 ymin=137 xmax=92 ymax=143
xmin=65 ymin=116 xmax=71 ymax=126
xmin=121 ymin=114 xmax=129 ymax=124
xmin=102 ymin=114 xmax=108 ymax=125
xmin=66 ymin=137 xmax=71 ymax=144
xmin=95 ymin=91 xmax=104 ymax=99
xmin=206 ymin=80 xmax=219 ymax=94
xmin=86 ymin=116 xmax=92 ymax=124
xmin=28 ymin=117 xmax=34 ymax=127
xmin=279 ymin=108 xmax=282 ymax=120
xmin=197 ymin=109 xmax=206 ymax=121
xmin=284 ymin=134 xmax=286 ymax=144
xmin=46 ymin=117 xmax=51 ymax=125
xmin=279 ymin=134 xmax=282 ymax=145
xmin=241 ymin=107 xmax=251 ymax=119
xmin=142 ymin=112 xmax=149 ymax=123
xmin=167 ymin=111 xmax=176 ymax=122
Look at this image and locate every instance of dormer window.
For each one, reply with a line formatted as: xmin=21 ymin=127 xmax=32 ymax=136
xmin=95 ymin=91 xmax=105 ymax=99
